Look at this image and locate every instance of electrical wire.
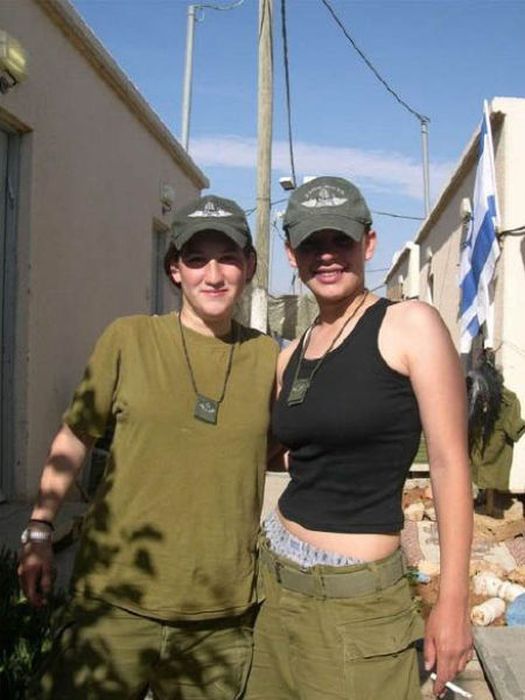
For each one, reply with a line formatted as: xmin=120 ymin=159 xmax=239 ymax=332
xmin=244 ymin=197 xmax=288 ymax=217
xmin=245 ymin=203 xmax=423 ymax=222
xmin=194 ymin=0 xmax=244 ymax=22
xmin=272 ymin=217 xmax=287 ymax=243
xmin=281 ymin=0 xmax=297 ymax=186
xmin=371 ymin=209 xmax=424 ymax=221
xmin=498 ymin=225 xmax=525 ymax=237
xmin=320 ymin=0 xmax=429 ymax=125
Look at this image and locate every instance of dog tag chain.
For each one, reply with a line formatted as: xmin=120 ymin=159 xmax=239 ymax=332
xmin=287 ymin=290 xmax=369 ymax=407
xmin=178 ymin=316 xmax=237 ymax=425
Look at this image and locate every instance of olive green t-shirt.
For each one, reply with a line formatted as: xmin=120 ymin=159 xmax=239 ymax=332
xmin=64 ymin=314 xmax=278 ymax=621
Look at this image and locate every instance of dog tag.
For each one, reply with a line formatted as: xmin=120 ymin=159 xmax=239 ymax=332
xmin=194 ymin=395 xmax=219 ymax=424
xmin=287 ymin=378 xmax=311 ymax=406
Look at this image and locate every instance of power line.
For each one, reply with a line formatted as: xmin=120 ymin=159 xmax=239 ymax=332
xmin=245 ymin=201 xmax=422 ymax=226
xmin=244 ymin=197 xmax=288 ymax=217
xmin=280 ymin=0 xmax=296 ymax=186
xmin=320 ymin=0 xmax=429 ymax=125
xmin=272 ymin=217 xmax=287 ymax=243
xmin=372 ymin=209 xmax=424 ymax=221
xmin=499 ymin=225 xmax=525 ymax=237
xmin=195 ymin=0 xmax=245 ymax=18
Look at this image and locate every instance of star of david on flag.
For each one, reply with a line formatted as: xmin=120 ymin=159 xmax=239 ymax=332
xmin=459 ymin=101 xmax=501 ymax=354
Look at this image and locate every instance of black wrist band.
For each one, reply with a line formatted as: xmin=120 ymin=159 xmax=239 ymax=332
xmin=28 ymin=518 xmax=55 ymax=531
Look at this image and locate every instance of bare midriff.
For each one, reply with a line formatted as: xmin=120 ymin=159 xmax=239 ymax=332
xmin=277 ymin=509 xmax=400 ymax=563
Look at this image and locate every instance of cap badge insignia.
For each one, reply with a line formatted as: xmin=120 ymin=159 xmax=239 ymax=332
xmin=301 ymin=185 xmax=348 ymax=209
xmin=188 ymin=201 xmax=232 ymax=218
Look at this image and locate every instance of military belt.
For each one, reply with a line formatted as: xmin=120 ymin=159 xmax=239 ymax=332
xmin=260 ymin=543 xmax=406 ymax=599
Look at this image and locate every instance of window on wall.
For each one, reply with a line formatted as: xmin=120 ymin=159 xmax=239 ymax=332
xmin=151 ymin=223 xmax=168 ymax=315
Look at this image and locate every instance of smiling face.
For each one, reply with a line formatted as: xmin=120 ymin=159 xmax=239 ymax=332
xmin=170 ymin=230 xmax=255 ymax=334
xmin=286 ymin=228 xmax=376 ymax=304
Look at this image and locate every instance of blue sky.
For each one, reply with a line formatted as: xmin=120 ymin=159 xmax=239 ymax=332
xmin=72 ymin=0 xmax=525 ymax=294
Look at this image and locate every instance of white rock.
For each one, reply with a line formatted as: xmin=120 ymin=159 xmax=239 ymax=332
xmin=471 ymin=598 xmax=506 ymax=626
xmin=472 ymin=572 xmax=504 ymax=597
xmin=404 ymin=502 xmax=425 ymax=521
xmin=417 ymin=559 xmax=440 ymax=577
xmin=472 ymin=572 xmax=525 ymax=602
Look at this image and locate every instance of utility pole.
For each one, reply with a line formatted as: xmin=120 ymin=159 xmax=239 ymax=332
xmin=181 ymin=2 xmax=245 ymax=152
xmin=420 ymin=117 xmax=430 ymax=217
xmin=181 ymin=4 xmax=197 ymax=151
xmin=250 ymin=0 xmax=273 ymax=332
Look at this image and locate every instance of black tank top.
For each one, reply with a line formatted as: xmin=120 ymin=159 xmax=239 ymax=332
xmin=273 ymin=298 xmax=421 ymax=534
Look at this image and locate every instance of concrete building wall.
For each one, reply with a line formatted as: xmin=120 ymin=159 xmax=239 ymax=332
xmin=385 ymin=243 xmax=420 ymax=302
xmin=416 ymin=171 xmax=476 ymax=348
xmin=385 ymin=250 xmax=409 ymax=301
xmin=0 ymin=0 xmax=208 ymax=498
xmin=385 ymin=97 xmax=525 ymax=491
xmin=495 ymin=98 xmax=525 ymax=490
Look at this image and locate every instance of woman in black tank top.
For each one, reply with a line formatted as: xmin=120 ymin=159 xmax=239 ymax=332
xmin=246 ymin=177 xmax=473 ymax=700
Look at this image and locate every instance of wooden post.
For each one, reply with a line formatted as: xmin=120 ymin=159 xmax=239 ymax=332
xmin=250 ymin=0 xmax=273 ymax=332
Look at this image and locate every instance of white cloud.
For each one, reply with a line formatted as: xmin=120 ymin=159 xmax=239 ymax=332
xmin=189 ymin=135 xmax=454 ymax=201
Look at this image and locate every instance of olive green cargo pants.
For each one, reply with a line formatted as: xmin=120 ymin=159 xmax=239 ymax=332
xmin=30 ymin=600 xmax=255 ymax=700
xmin=245 ymin=545 xmax=424 ymax=700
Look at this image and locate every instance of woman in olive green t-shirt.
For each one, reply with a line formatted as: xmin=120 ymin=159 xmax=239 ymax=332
xmin=18 ymin=195 xmax=278 ymax=700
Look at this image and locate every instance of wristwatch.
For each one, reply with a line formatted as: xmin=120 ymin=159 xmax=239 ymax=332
xmin=20 ymin=525 xmax=53 ymax=545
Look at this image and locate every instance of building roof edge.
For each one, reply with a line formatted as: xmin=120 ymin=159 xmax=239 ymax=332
xmin=413 ymin=109 xmax=505 ymax=247
xmin=384 ymin=104 xmax=506 ymax=283
xmin=36 ymin=0 xmax=209 ymax=190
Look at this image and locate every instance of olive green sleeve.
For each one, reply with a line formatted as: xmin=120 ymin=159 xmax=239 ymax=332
xmin=62 ymin=320 xmax=122 ymax=438
xmin=501 ymin=388 xmax=525 ymax=443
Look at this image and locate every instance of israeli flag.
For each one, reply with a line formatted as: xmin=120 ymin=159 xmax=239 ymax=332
xmin=459 ymin=101 xmax=500 ymax=354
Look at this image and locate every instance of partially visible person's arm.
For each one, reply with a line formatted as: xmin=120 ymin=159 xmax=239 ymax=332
xmin=267 ymin=435 xmax=287 ymax=471
xmin=393 ymin=301 xmax=473 ymax=697
xmin=266 ymin=340 xmax=300 ymax=471
xmin=18 ymin=424 xmax=94 ymax=607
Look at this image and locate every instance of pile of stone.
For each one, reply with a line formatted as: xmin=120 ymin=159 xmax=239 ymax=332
xmin=402 ymin=479 xmax=525 ymax=627
xmin=470 ymin=571 xmax=525 ymax=625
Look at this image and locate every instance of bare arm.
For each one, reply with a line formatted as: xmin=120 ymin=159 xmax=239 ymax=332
xmin=18 ymin=423 xmax=94 ymax=607
xmin=266 ymin=341 xmax=300 ymax=471
xmin=391 ymin=302 xmax=473 ymax=695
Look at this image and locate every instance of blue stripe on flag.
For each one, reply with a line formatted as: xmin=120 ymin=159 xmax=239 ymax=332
xmin=458 ymin=101 xmax=500 ymax=353
xmin=467 ymin=315 xmax=479 ymax=339
xmin=459 ymin=209 xmax=497 ymax=314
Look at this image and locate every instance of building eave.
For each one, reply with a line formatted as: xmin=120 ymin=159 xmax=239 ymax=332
xmin=384 ymin=242 xmax=413 ymax=284
xmin=385 ymin=108 xmax=505 ymax=285
xmin=36 ymin=0 xmax=209 ymax=190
